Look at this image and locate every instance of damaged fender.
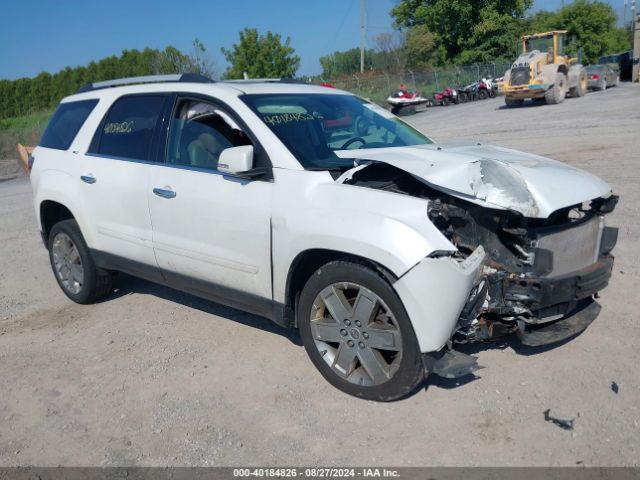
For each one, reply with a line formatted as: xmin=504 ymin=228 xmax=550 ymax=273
xmin=393 ymin=245 xmax=486 ymax=352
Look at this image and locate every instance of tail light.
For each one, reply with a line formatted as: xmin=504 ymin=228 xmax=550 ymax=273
xmin=591 ymin=74 xmax=599 ymax=80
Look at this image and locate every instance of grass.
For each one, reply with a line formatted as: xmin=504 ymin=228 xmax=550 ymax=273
xmin=0 ymin=110 xmax=52 ymax=161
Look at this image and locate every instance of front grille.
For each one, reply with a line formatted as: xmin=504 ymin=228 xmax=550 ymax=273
xmin=510 ymin=67 xmax=531 ymax=86
xmin=535 ymin=216 xmax=604 ymax=277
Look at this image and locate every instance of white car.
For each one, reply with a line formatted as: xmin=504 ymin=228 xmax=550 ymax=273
xmin=30 ymin=74 xmax=618 ymax=401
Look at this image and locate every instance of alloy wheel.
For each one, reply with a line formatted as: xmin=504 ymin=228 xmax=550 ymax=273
xmin=309 ymin=282 xmax=403 ymax=386
xmin=51 ymin=232 xmax=84 ymax=295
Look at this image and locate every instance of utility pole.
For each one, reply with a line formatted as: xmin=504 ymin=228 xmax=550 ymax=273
xmin=360 ymin=0 xmax=366 ymax=73
xmin=633 ymin=1 xmax=640 ymax=82
xmin=624 ymin=0 xmax=628 ymax=27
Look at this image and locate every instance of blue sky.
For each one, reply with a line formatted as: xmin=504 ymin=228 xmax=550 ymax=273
xmin=0 ymin=0 xmax=628 ymax=80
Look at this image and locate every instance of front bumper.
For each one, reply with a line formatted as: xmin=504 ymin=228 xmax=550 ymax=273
xmin=393 ymin=246 xmax=486 ymax=353
xmin=498 ymin=256 xmax=614 ymax=317
xmin=503 ymin=83 xmax=550 ymax=99
xmin=517 ymin=299 xmax=601 ymax=347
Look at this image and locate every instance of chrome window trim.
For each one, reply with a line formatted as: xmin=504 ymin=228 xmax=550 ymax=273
xmin=85 ymin=152 xmax=273 ymax=181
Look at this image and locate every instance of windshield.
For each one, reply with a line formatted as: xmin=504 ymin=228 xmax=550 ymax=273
xmin=241 ymin=93 xmax=432 ymax=170
xmin=523 ymin=36 xmax=553 ymax=55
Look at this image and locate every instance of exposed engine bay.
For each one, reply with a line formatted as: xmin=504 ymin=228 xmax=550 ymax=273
xmin=340 ymin=161 xmax=619 ymax=346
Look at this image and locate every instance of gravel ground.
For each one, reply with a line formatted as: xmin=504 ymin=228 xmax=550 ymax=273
xmin=0 ymin=84 xmax=639 ymax=467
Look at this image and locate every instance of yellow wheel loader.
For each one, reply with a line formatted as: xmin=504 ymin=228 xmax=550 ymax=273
xmin=502 ymin=31 xmax=587 ymax=107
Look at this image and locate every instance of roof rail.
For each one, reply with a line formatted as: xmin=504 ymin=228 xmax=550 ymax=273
xmin=222 ymin=77 xmax=309 ymax=84
xmin=76 ymin=73 xmax=214 ymax=93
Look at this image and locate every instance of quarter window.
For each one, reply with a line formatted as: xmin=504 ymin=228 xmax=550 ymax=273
xmin=95 ymin=95 xmax=166 ymax=161
xmin=40 ymin=99 xmax=99 ymax=151
xmin=166 ymin=99 xmax=252 ymax=171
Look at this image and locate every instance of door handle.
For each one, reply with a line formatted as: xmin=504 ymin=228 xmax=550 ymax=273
xmin=80 ymin=174 xmax=96 ymax=184
xmin=153 ymin=187 xmax=176 ymax=199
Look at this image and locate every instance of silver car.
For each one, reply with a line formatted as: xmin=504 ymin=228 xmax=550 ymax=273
xmin=586 ymin=64 xmax=620 ymax=90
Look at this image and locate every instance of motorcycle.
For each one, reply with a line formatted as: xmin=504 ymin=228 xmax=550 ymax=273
xmin=478 ymin=78 xmax=495 ymax=99
xmin=457 ymin=82 xmax=479 ymax=102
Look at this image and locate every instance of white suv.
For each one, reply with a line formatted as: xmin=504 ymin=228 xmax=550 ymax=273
xmin=30 ymin=74 xmax=618 ymax=401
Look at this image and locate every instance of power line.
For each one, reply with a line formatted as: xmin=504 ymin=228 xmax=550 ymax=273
xmin=328 ymin=0 xmax=355 ymax=53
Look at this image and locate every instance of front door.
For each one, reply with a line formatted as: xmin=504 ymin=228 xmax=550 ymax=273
xmin=148 ymin=97 xmax=273 ymax=314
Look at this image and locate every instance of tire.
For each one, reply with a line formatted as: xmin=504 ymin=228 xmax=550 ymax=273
xmin=459 ymin=93 xmax=468 ymax=103
xmin=505 ymin=97 xmax=524 ymax=108
xmin=569 ymin=68 xmax=587 ymax=97
xmin=545 ymin=71 xmax=567 ymax=104
xmin=297 ymin=261 xmax=424 ymax=401
xmin=478 ymin=90 xmax=487 ymax=100
xmin=390 ymin=106 xmax=400 ymax=115
xmin=442 ymin=97 xmax=450 ymax=106
xmin=48 ymin=219 xmax=112 ymax=304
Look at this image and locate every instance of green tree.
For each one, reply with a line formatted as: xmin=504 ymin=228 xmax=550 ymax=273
xmin=221 ymin=28 xmax=300 ymax=79
xmin=0 ymin=42 xmax=215 ymax=120
xmin=391 ymin=0 xmax=533 ymax=64
xmin=404 ymin=24 xmax=438 ymax=69
xmin=319 ymin=48 xmax=374 ymax=77
xmin=528 ymin=0 xmax=631 ymax=64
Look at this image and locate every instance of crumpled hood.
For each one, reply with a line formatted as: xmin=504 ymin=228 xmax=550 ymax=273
xmin=336 ymin=143 xmax=612 ymax=218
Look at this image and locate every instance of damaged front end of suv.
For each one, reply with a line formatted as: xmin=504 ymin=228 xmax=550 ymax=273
xmin=337 ymin=143 xmax=618 ymax=354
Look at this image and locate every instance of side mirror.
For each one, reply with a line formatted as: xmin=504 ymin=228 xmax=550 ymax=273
xmin=218 ymin=145 xmax=254 ymax=175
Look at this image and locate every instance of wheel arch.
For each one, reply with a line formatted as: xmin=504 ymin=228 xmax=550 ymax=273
xmin=567 ymin=63 xmax=586 ymax=88
xmin=542 ymin=64 xmax=568 ymax=84
xmin=40 ymin=200 xmax=77 ymax=246
xmin=284 ymin=248 xmax=398 ymax=328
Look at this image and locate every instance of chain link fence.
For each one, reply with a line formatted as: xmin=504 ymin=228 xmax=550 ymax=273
xmin=324 ymin=63 xmax=512 ymax=106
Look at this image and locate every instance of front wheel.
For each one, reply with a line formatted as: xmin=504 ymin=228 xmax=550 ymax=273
xmin=298 ymin=261 xmax=424 ymax=401
xmin=48 ymin=220 xmax=112 ymax=304
xmin=478 ymin=90 xmax=487 ymax=100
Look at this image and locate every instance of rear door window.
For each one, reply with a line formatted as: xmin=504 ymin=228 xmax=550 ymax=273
xmin=93 ymin=95 xmax=166 ymax=161
xmin=39 ymin=99 xmax=99 ymax=150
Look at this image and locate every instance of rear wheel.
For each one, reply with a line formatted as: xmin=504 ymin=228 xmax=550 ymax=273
xmin=48 ymin=220 xmax=112 ymax=304
xmin=298 ymin=261 xmax=424 ymax=401
xmin=478 ymin=90 xmax=487 ymax=100
xmin=505 ymin=97 xmax=524 ymax=108
xmin=545 ymin=71 xmax=567 ymax=104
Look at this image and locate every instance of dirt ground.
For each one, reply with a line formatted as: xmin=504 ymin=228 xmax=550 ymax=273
xmin=1 ymin=84 xmax=639 ymax=467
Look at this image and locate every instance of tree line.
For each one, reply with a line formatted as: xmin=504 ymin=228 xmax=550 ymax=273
xmin=321 ymin=0 xmax=632 ymax=77
xmin=1 ymin=0 xmax=633 ymax=120
xmin=0 ymin=40 xmax=214 ymax=120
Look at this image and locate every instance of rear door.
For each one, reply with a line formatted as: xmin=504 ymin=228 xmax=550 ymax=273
xmin=147 ymin=96 xmax=274 ymax=313
xmin=81 ymin=93 xmax=169 ymax=281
